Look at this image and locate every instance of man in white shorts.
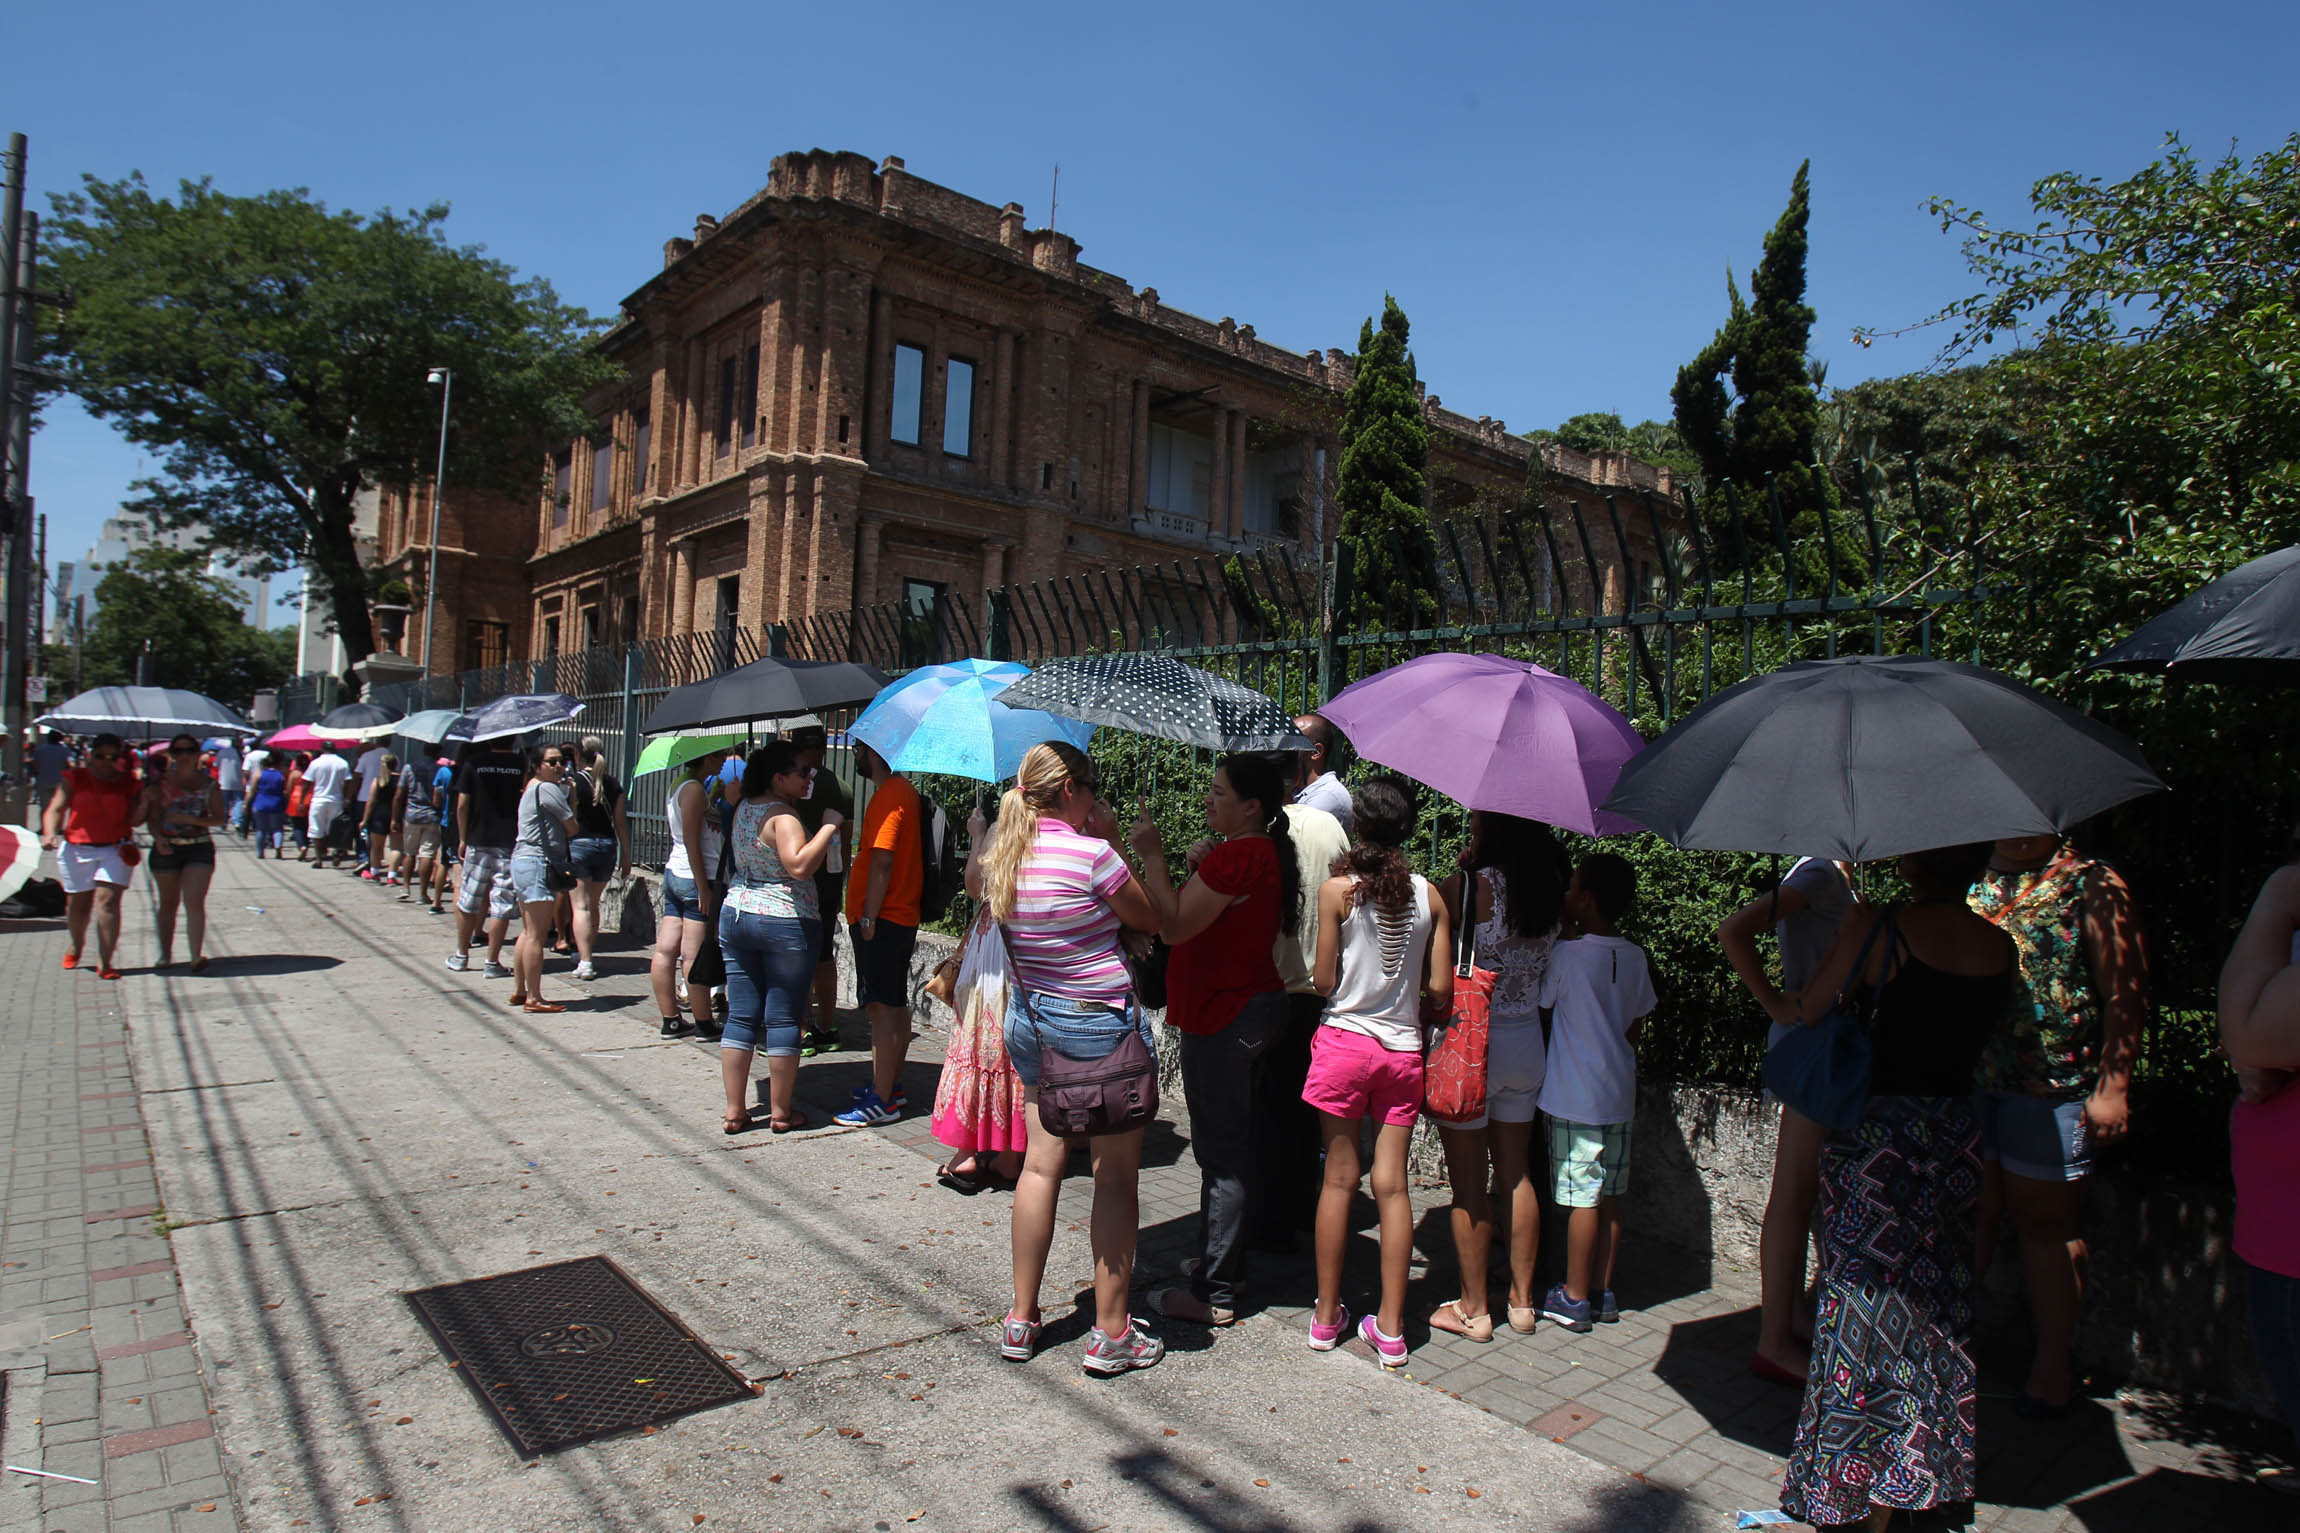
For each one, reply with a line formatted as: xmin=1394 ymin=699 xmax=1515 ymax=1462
xmin=303 ymin=745 xmax=352 ymax=868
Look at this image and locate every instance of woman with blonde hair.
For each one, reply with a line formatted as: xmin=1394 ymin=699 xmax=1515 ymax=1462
xmin=985 ymin=741 xmax=1167 ymax=1376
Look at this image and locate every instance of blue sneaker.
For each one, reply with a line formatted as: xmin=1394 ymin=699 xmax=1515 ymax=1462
xmin=835 ymin=1087 xmax=899 ymax=1127
xmin=1540 ymin=1283 xmax=1593 ymax=1334
xmin=1595 ymin=1289 xmax=1621 ymax=1324
xmin=848 ymin=1082 xmax=907 ymax=1113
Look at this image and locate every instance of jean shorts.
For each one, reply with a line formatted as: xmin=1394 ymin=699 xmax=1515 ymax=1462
xmin=508 ymin=853 xmax=557 ymax=907
xmin=662 ymin=870 xmax=705 ymax=923
xmin=569 ymin=836 xmax=617 ymax=883
xmin=1002 ymin=989 xmax=1150 ymax=1090
xmin=717 ymin=908 xmax=817 ymax=1057
xmin=1977 ymin=1090 xmax=2092 ymax=1182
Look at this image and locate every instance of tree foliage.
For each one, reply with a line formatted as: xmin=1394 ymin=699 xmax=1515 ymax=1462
xmin=41 ymin=174 xmax=621 ymax=674
xmin=79 ymin=547 xmax=294 ymax=703
xmin=1672 ymin=161 xmax=1834 ymax=564
xmin=1534 ymin=412 xmax=1702 ymax=481
xmin=1335 ymin=295 xmax=1439 ymax=631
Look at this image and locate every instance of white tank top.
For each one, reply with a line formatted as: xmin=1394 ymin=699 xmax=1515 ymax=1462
xmin=662 ymin=779 xmax=723 ymax=882
xmin=1321 ymin=874 xmax=1435 ymax=1053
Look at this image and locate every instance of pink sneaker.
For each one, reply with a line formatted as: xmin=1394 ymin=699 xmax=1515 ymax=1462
xmin=1307 ymin=1303 xmax=1353 ymax=1352
xmin=999 ymin=1314 xmax=1042 ymax=1362
xmin=1357 ymin=1314 xmax=1409 ymax=1369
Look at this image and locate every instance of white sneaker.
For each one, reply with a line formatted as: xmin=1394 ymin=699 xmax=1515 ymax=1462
xmin=574 ymin=960 xmax=597 ymax=982
xmin=444 ymin=952 xmax=469 ymax=972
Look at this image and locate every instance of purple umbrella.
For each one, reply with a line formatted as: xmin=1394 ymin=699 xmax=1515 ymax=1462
xmin=1320 ymin=653 xmax=1646 ymax=836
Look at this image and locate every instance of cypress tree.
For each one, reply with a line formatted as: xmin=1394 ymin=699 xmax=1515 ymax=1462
xmin=1335 ymin=295 xmax=1439 ymax=630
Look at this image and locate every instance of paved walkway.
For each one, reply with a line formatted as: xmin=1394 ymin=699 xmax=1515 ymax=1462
xmin=3 ymin=844 xmax=2292 ymax=1530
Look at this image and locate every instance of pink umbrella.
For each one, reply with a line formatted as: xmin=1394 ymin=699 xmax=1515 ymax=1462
xmin=1320 ymin=653 xmax=1647 ymax=836
xmin=262 ymin=724 xmax=358 ymax=752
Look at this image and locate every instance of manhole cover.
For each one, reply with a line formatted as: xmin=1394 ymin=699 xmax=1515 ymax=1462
xmin=404 ymin=1255 xmax=756 ymax=1457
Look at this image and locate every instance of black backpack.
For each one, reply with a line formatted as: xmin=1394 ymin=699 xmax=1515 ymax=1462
xmin=916 ymin=795 xmax=962 ymax=923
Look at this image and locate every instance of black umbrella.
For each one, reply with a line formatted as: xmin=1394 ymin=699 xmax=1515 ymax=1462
xmin=37 ymin=686 xmax=255 ymax=738
xmin=996 ymin=655 xmax=1314 ymax=752
xmin=446 ymin=693 xmax=585 ymax=744
xmin=2089 ymin=543 xmax=2300 ymax=682
xmin=319 ymin=701 xmax=406 ymax=740
xmin=1600 ymin=655 xmax=2163 ymax=861
xmin=638 ymin=658 xmax=888 ymax=734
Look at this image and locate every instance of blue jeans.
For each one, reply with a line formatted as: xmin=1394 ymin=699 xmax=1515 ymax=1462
xmin=2251 ymin=1259 xmax=2300 ymax=1455
xmin=1002 ymin=989 xmax=1149 ymax=1090
xmin=718 ymin=908 xmax=817 ymax=1057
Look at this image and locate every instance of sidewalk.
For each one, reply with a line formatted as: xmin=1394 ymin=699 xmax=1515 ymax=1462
xmin=4 ymin=844 xmax=2290 ymax=1530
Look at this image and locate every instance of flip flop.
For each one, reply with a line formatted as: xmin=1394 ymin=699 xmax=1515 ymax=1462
xmin=769 ymin=1113 xmax=810 ymax=1135
xmin=723 ymin=1114 xmax=758 ymax=1135
xmin=523 ymin=1000 xmax=568 ymax=1015
xmin=936 ymin=1160 xmax=986 ymax=1195
xmin=1429 ymin=1299 xmax=1494 ymax=1342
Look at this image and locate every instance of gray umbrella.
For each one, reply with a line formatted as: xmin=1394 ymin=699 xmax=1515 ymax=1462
xmin=2089 ymin=543 xmax=2300 ymax=683
xmin=37 ymin=686 xmax=255 ymax=738
xmin=638 ymin=658 xmax=888 ymax=734
xmin=445 ymin=693 xmax=584 ymax=744
xmin=1601 ymin=655 xmax=2163 ymax=861
xmin=996 ymin=655 xmax=1313 ymax=752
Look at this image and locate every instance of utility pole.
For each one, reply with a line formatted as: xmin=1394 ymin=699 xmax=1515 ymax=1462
xmin=0 ymin=133 xmax=26 ymax=779
xmin=71 ymin=593 xmax=83 ymax=691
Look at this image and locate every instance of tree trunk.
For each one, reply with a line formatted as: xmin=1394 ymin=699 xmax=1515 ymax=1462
xmin=307 ymin=479 xmax=374 ymax=682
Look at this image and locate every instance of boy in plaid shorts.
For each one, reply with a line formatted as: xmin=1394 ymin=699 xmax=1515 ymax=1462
xmin=1536 ymin=853 xmax=1655 ymax=1333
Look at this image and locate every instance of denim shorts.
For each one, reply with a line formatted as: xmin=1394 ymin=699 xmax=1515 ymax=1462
xmin=508 ymin=853 xmax=558 ymax=907
xmin=1976 ymin=1090 xmax=2092 ymax=1182
xmin=662 ymin=870 xmax=705 ymax=923
xmin=718 ymin=908 xmax=818 ymax=1057
xmin=1002 ymin=988 xmax=1150 ymax=1090
xmin=569 ymin=836 xmax=618 ymax=883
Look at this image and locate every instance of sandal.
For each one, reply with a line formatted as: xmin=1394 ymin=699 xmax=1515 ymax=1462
xmin=1430 ymin=1299 xmax=1494 ymax=1342
xmin=723 ymin=1112 xmax=757 ymax=1135
xmin=769 ymin=1113 xmax=809 ymax=1134
xmin=189 ymin=956 xmax=210 ymax=974
xmin=1507 ymin=1303 xmax=1540 ymax=1334
xmin=936 ymin=1160 xmax=986 ymax=1195
xmin=507 ymin=992 xmax=528 ymax=1008
xmin=523 ymin=1000 xmax=567 ymax=1015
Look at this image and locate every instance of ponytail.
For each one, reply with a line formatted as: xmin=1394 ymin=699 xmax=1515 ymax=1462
xmin=983 ymin=741 xmax=1094 ymax=923
xmin=1217 ymin=752 xmax=1302 ymax=931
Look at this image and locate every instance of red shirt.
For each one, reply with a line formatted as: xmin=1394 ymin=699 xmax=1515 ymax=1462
xmin=2234 ymin=1084 xmax=2300 ymax=1278
xmin=1165 ymin=836 xmax=1284 ymax=1036
xmin=62 ymin=765 xmax=138 ymax=845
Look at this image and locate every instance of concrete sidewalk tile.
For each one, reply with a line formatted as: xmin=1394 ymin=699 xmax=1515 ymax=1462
xmin=96 ymin=1329 xmax=193 ymax=1361
xmin=1527 ymin=1401 xmax=1604 ymax=1441
xmin=1566 ymin=1417 xmax=1673 ymax=1474
xmin=84 ymin=1202 xmax=161 ymax=1224
xmin=103 ymin=1418 xmax=215 ymax=1458
xmin=1642 ymin=1445 xmax=1721 ymax=1495
xmin=161 ymin=1434 xmax=226 ymax=1483
xmin=171 ymin=1500 xmax=240 ymax=1532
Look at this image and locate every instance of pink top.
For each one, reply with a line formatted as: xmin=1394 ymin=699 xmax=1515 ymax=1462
xmin=1006 ymin=820 xmax=1134 ymax=1004
xmin=2233 ymin=1082 xmax=2300 ymax=1278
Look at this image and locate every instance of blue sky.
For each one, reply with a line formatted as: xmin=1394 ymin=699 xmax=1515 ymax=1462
xmin=17 ymin=0 xmax=2299 ymax=617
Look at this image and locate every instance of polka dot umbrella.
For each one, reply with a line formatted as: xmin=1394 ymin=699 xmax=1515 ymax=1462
xmin=995 ymin=655 xmax=1314 ymax=752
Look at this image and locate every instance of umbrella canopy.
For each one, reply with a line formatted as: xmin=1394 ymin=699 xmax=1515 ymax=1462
xmin=37 ymin=686 xmax=255 ymax=738
xmin=1320 ymin=653 xmax=1645 ymax=836
xmin=0 ymin=824 xmax=41 ymax=907
xmin=319 ymin=701 xmax=405 ymax=739
xmin=633 ymin=730 xmax=749 ymax=777
xmin=391 ymin=709 xmax=463 ymax=745
xmin=849 ymin=660 xmax=1095 ymax=783
xmin=639 ymin=658 xmax=888 ymax=734
xmin=2090 ymin=543 xmax=2300 ymax=681
xmin=446 ymin=693 xmax=584 ymax=744
xmin=260 ymin=724 xmax=359 ymax=753
xmin=996 ymin=655 xmax=1313 ymax=752
xmin=1601 ymin=655 xmax=2164 ymax=861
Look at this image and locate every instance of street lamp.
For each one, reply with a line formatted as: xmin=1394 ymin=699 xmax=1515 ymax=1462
xmin=422 ymin=367 xmax=451 ymax=692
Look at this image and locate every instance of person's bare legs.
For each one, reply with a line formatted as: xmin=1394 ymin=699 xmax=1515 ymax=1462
xmin=1598 ymin=1197 xmax=1624 ymax=1295
xmin=551 ymin=891 xmax=574 ymax=954
xmin=93 ymin=885 xmax=124 ymax=970
xmin=152 ymin=871 xmax=182 ymax=965
xmin=811 ymin=959 xmax=838 ymax=1036
xmin=514 ymin=900 xmax=552 ymax=1004
xmin=180 ymin=861 xmax=213 ymax=963
xmin=2003 ymin=1170 xmax=2086 ymax=1406
xmin=649 ymin=915 xmax=685 ymax=1015
xmin=1313 ymin=1112 xmax=1362 ymax=1329
xmin=1565 ymin=1205 xmax=1602 ymax=1303
xmin=1368 ymin=1120 xmax=1414 ymax=1339
xmin=1437 ymin=1124 xmax=1493 ymax=1325
xmin=572 ymin=881 xmax=604 ymax=967
xmin=1087 ymin=1127 xmax=1145 ymax=1336
xmin=681 ymin=920 xmax=713 ymax=1021
xmin=764 ymin=1053 xmax=799 ymax=1127
xmin=869 ymin=1002 xmax=911 ymax=1102
xmin=1758 ymin=1105 xmax=1825 ymax=1374
xmin=485 ymin=915 xmax=510 ymax=969
xmin=719 ymin=1045 xmax=754 ymax=1132
xmin=1492 ymin=1119 xmax=1542 ymax=1310
xmin=1009 ymin=1089 xmax=1068 ymax=1323
xmin=455 ymin=903 xmax=480 ymax=958
xmin=64 ymin=889 xmax=92 ymax=961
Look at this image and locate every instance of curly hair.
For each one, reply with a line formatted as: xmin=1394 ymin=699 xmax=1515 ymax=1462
xmin=1336 ymin=773 xmax=1419 ymax=915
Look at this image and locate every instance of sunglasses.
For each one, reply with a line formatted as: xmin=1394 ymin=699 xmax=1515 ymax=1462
xmin=542 ymin=757 xmax=566 ymax=767
xmin=170 ymin=745 xmax=199 ymax=754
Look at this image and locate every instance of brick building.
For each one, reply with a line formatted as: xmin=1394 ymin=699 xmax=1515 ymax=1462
xmin=379 ymin=150 xmax=1680 ymax=672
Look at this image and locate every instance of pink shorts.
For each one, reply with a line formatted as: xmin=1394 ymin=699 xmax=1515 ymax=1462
xmin=1303 ymin=1024 xmax=1424 ymax=1127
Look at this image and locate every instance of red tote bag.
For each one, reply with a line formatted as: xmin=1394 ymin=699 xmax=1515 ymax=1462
xmin=1423 ymin=872 xmax=1494 ymax=1126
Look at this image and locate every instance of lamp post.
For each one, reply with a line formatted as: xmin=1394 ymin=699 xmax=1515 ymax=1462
xmin=422 ymin=367 xmax=451 ymax=696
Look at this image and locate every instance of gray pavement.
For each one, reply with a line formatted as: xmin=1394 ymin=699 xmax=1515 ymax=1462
xmin=4 ymin=844 xmax=2291 ymax=1530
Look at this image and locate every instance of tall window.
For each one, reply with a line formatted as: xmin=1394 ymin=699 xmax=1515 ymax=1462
xmin=542 ymin=614 xmax=562 ymax=658
xmin=466 ymin=620 xmax=509 ymax=671
xmin=620 ymin=594 xmax=641 ymax=642
xmin=740 ymin=345 xmax=760 ymax=450
xmin=582 ymin=606 xmax=601 ymax=647
xmin=553 ymin=450 xmax=573 ymax=526
xmin=943 ymin=358 xmax=975 ymax=459
xmin=632 ymin=409 xmax=651 ymax=493
xmin=890 ymin=343 xmax=924 ymax=445
xmin=717 ymin=356 xmax=739 ymax=458
xmin=714 ymin=576 xmax=740 ymax=633
xmin=591 ymin=439 xmax=613 ymax=513
xmin=900 ymin=578 xmax=944 ymax=668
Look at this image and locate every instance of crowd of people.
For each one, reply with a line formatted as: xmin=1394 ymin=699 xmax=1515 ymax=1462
xmin=29 ymin=698 xmax=2298 ymax=1529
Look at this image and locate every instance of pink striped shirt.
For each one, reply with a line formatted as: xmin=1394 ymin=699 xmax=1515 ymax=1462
xmin=1008 ymin=820 xmax=1134 ymax=1003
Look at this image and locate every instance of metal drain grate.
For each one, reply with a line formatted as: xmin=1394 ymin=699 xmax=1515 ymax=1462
xmin=404 ymin=1255 xmax=757 ymax=1457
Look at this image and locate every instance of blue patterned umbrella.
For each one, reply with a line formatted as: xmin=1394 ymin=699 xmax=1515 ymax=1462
xmin=849 ymin=660 xmax=1094 ymax=783
xmin=445 ymin=693 xmax=584 ymax=744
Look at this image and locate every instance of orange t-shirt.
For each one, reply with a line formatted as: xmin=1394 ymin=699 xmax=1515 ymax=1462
xmin=846 ymin=774 xmax=924 ymax=927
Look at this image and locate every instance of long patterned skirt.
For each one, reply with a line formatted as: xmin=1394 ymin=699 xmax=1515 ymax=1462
xmin=929 ymin=914 xmax=1028 ymax=1156
xmin=1781 ymin=1094 xmax=1981 ymax=1526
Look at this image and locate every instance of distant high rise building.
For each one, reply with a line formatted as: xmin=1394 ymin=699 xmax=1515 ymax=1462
xmin=74 ymin=508 xmax=272 ymax=628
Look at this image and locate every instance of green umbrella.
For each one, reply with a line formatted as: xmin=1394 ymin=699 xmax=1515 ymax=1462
xmin=633 ymin=730 xmax=748 ymax=777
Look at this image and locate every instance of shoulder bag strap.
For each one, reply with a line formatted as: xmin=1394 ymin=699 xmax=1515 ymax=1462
xmin=994 ymin=920 xmax=1046 ymax=1027
xmin=1830 ymin=909 xmax=1894 ymax=1017
xmin=1458 ymin=870 xmax=1479 ymax=978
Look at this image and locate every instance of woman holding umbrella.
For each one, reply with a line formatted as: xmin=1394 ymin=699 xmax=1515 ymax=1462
xmin=40 ymin=733 xmax=143 ymax=978
xmin=143 ymin=733 xmax=228 ymax=971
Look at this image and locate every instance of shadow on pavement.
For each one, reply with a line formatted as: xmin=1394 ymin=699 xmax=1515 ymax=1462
xmin=1518 ymin=1477 xmax=1706 ymax=1533
xmin=1971 ymin=1392 xmax=2132 ymax=1508
xmin=1651 ymin=1306 xmax=1802 ymax=1458
xmin=2067 ymin=1465 xmax=2296 ymax=1530
xmin=196 ymin=952 xmax=346 ymax=976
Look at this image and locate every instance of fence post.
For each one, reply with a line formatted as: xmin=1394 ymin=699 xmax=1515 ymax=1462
xmin=986 ymin=590 xmax=1011 ymax=662
xmin=1318 ymin=541 xmax=1353 ymax=703
xmin=619 ymin=642 xmax=641 ymax=785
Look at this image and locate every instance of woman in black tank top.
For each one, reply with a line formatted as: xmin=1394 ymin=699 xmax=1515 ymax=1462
xmin=1780 ymin=842 xmax=2015 ymax=1531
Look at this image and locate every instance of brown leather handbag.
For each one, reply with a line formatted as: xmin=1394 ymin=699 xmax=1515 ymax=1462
xmin=998 ymin=925 xmax=1158 ymax=1138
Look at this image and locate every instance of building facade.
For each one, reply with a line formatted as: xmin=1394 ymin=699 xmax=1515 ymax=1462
xmin=379 ymin=150 xmax=1681 ymax=673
